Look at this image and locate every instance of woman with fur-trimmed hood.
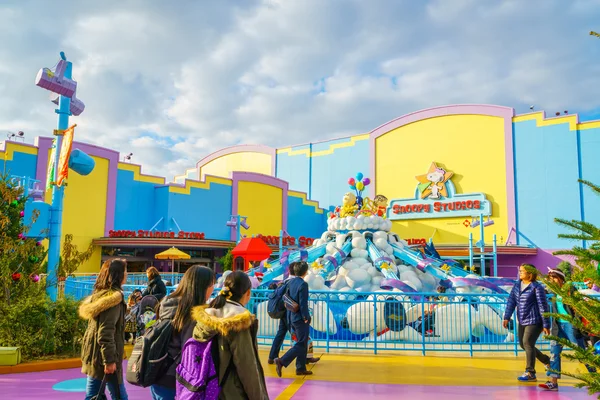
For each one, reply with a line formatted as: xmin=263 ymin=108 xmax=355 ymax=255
xmin=79 ymin=259 xmax=129 ymax=400
xmin=192 ymin=271 xmax=269 ymax=400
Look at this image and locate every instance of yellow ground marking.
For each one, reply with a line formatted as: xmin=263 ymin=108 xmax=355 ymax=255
xmin=259 ymin=349 xmax=582 ymax=387
xmin=275 ymin=379 xmax=306 ymax=400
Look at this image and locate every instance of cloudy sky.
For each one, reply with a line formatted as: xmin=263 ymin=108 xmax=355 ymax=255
xmin=1 ymin=0 xmax=599 ymax=180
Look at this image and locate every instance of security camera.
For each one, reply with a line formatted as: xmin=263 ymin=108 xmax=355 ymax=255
xmin=17 ymin=131 xmax=24 ymax=137
xmin=529 ymin=105 xmax=534 ymax=110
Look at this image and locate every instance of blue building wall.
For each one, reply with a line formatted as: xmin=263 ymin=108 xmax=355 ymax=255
xmin=580 ymin=125 xmax=600 ymax=229
xmin=1 ymin=151 xmax=38 ymax=180
xmin=276 ymin=144 xmax=311 ymax=194
xmin=287 ymin=194 xmax=327 ymax=239
xmin=276 ymin=136 xmax=370 ymax=209
xmin=114 ymin=169 xmax=157 ymax=231
xmin=513 ymin=120 xmax=583 ymax=249
xmin=167 ymin=183 xmax=232 ymax=241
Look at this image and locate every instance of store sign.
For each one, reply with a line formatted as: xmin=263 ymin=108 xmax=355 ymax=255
xmin=388 ymin=162 xmax=492 ymax=221
xmin=406 ymin=238 xmax=427 ymax=245
xmin=108 ymin=230 xmax=206 ymax=239
xmin=257 ymin=234 xmax=316 ymax=247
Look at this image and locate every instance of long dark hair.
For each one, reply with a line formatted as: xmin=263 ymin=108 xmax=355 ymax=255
xmin=94 ymin=259 xmax=127 ymax=292
xmin=169 ymin=265 xmax=215 ymax=332
xmin=209 ymin=271 xmax=252 ymax=309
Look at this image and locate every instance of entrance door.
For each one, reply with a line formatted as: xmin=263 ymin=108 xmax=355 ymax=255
xmin=234 ymin=256 xmax=245 ymax=271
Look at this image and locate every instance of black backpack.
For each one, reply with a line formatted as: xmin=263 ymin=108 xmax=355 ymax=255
xmin=126 ymin=317 xmax=174 ymax=387
xmin=267 ymin=281 xmax=289 ymax=319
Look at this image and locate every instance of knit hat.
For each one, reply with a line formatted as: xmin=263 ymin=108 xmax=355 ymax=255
xmin=547 ymin=268 xmax=566 ymax=280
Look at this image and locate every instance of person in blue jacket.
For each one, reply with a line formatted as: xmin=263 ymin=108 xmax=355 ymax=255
xmin=274 ymin=261 xmax=313 ymax=376
xmin=503 ymin=264 xmax=551 ymax=382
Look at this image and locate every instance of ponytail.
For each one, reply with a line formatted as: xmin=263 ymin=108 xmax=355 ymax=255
xmin=209 ymin=271 xmax=252 ymax=309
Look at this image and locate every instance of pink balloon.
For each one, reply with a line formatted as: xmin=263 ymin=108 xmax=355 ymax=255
xmin=348 ymin=178 xmax=356 ymax=185
xmin=363 ymin=178 xmax=371 ymax=186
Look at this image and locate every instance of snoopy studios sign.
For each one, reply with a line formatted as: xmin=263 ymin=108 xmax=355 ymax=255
xmin=387 ymin=162 xmax=492 ymax=220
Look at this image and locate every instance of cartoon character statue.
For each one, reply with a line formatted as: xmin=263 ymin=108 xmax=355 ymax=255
xmin=372 ymin=195 xmax=389 ymax=218
xmin=427 ymin=168 xmax=446 ymax=199
xmin=339 ymin=192 xmax=359 ymax=217
xmin=361 ymin=194 xmax=389 ymax=218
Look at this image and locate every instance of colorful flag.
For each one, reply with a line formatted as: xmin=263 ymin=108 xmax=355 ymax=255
xmin=46 ymin=138 xmax=56 ymax=191
xmin=56 ymin=125 xmax=75 ymax=187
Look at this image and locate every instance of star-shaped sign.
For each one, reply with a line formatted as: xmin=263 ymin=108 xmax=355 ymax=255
xmin=415 ymin=162 xmax=454 ymax=200
xmin=311 ymin=260 xmax=324 ymax=270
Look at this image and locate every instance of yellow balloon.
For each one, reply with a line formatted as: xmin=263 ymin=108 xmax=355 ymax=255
xmin=356 ymin=182 xmax=364 ymax=191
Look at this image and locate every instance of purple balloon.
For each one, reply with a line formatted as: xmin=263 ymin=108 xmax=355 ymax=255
xmin=363 ymin=178 xmax=371 ymax=186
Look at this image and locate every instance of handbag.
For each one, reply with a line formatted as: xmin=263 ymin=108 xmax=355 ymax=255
xmin=91 ymin=373 xmax=121 ymax=400
xmin=282 ymin=287 xmax=299 ymax=313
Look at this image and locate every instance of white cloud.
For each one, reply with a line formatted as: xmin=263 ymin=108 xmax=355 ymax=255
xmin=0 ymin=0 xmax=598 ymax=180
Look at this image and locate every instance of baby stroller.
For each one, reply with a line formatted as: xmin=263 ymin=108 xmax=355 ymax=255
xmin=137 ymin=295 xmax=159 ymax=336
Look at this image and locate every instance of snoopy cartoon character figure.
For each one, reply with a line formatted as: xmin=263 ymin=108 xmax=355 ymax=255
xmin=427 ymin=168 xmax=446 ymax=199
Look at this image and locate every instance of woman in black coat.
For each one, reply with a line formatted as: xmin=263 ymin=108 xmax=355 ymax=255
xmin=142 ymin=267 xmax=167 ymax=301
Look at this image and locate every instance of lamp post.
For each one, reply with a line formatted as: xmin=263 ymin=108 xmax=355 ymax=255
xmin=226 ymin=215 xmax=249 ymax=243
xmin=35 ymin=52 xmax=90 ymax=300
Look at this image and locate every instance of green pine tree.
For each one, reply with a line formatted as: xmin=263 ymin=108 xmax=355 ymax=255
xmin=542 ymin=179 xmax=600 ymax=396
xmin=0 ymin=174 xmax=48 ymax=305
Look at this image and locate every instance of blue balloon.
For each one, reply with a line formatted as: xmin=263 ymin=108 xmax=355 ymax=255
xmin=356 ymin=172 xmax=363 ymax=181
xmin=594 ymin=341 xmax=600 ymax=355
xmin=349 ymin=184 xmax=355 ymax=190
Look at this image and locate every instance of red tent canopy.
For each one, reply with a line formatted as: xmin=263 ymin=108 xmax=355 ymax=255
xmin=231 ymin=237 xmax=273 ymax=271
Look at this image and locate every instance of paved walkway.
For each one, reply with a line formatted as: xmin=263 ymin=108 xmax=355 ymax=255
xmin=0 ymin=350 xmax=595 ymax=399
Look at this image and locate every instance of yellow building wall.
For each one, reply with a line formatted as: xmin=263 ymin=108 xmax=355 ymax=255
xmin=237 ymin=181 xmax=283 ymax=238
xmin=45 ymin=154 xmax=108 ymax=272
xmin=200 ymin=152 xmax=272 ymax=180
xmin=375 ymin=114 xmax=509 ymax=244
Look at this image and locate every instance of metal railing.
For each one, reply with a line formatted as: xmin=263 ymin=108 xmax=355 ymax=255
xmin=64 ymin=274 xmax=561 ymax=356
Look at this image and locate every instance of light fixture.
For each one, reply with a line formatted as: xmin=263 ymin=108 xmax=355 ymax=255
xmin=124 ymin=153 xmax=133 ymax=162
xmin=226 ymin=217 xmax=237 ymax=228
xmin=529 ymin=105 xmax=535 ymax=110
xmin=240 ymin=217 xmax=250 ymax=230
xmin=470 ymin=218 xmax=480 ymax=228
xmin=483 ymin=217 xmax=494 ymax=227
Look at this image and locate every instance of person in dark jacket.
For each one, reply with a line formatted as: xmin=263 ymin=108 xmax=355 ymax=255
xmin=268 ymin=264 xmax=320 ymax=365
xmin=503 ymin=264 xmax=551 ymax=382
xmin=142 ymin=266 xmax=167 ymax=301
xmin=80 ymin=259 xmax=129 ymax=400
xmin=192 ymin=271 xmax=269 ymax=399
xmin=275 ymin=261 xmax=313 ymax=376
xmin=150 ymin=265 xmax=215 ymax=400
xmin=539 ymin=268 xmax=596 ymax=391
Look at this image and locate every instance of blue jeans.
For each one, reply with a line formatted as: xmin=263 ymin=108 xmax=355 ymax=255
xmin=150 ymin=384 xmax=176 ymax=400
xmin=548 ymin=321 xmax=593 ymax=379
xmin=85 ymin=375 xmax=129 ymax=400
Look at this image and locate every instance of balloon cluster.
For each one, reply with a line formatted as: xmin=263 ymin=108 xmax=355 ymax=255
xmin=347 ymin=172 xmax=371 ymax=208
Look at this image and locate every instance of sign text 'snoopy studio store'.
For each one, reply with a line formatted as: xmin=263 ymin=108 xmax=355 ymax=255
xmin=387 ymin=162 xmax=492 ymax=221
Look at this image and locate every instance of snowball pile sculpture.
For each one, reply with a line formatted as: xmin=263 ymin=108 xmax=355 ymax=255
xmin=251 ymin=173 xmax=513 ymax=345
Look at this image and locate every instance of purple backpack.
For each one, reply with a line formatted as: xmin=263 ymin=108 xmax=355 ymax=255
xmin=176 ymin=338 xmax=221 ymax=400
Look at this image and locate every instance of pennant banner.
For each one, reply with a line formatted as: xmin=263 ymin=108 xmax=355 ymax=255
xmin=56 ymin=125 xmax=75 ymax=187
xmin=46 ymin=138 xmax=57 ymax=191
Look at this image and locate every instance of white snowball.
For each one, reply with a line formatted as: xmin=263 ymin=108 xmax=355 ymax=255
xmin=388 ymin=233 xmax=398 ymax=243
xmin=312 ymin=275 xmax=325 ymax=290
xmin=356 ymin=215 xmax=365 ymax=222
xmin=367 ymin=223 xmax=374 ymax=229
xmin=360 ymin=263 xmax=371 ymax=271
xmin=352 ymin=236 xmax=367 ymax=250
xmin=385 ymin=245 xmax=394 ymax=256
xmin=336 ymin=234 xmax=348 ymax=248
xmin=349 ymin=230 xmax=362 ymax=238
xmin=367 ymin=266 xmax=380 ymax=277
xmin=330 ymin=274 xmax=348 ymax=290
xmin=371 ymin=276 xmax=383 ymax=286
xmin=326 ymin=242 xmax=337 ymax=254
xmin=346 ymin=269 xmax=370 ymax=288
xmin=346 ymin=217 xmax=357 ymax=227
xmin=353 ymin=257 xmax=370 ymax=266
xmin=373 ymin=231 xmax=388 ymax=242
xmin=350 ymin=248 xmax=364 ymax=258
xmin=374 ymin=238 xmax=387 ymax=250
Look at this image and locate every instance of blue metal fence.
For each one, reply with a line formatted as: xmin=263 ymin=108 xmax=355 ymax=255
xmin=64 ymin=274 xmax=559 ymax=355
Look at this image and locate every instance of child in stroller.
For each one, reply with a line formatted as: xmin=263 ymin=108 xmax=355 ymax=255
xmin=136 ymin=294 xmax=160 ymax=336
xmin=125 ymin=289 xmax=142 ymax=343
